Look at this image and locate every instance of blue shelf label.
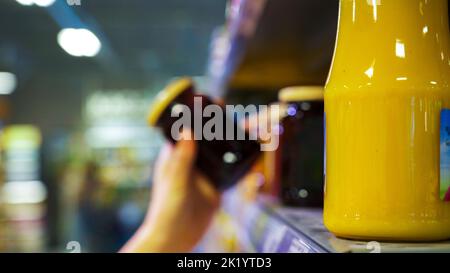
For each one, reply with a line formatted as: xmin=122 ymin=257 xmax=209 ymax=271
xmin=440 ymin=109 xmax=450 ymax=201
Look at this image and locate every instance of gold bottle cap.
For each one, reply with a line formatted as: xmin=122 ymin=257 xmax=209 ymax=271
xmin=147 ymin=77 xmax=194 ymax=126
xmin=278 ymin=86 xmax=324 ymax=102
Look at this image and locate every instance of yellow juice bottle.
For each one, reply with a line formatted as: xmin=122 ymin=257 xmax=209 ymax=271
xmin=324 ymin=0 xmax=450 ymax=241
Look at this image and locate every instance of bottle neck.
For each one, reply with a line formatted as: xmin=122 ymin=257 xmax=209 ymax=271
xmin=326 ymin=0 xmax=450 ymax=90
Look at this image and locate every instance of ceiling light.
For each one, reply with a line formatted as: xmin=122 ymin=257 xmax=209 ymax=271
xmin=34 ymin=0 xmax=56 ymax=7
xmin=0 ymin=72 xmax=18 ymax=95
xmin=15 ymin=0 xmax=34 ymax=6
xmin=16 ymin=0 xmax=55 ymax=6
xmin=57 ymin=28 xmax=102 ymax=57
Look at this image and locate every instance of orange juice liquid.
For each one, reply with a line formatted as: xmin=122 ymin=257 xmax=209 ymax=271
xmin=324 ymin=0 xmax=450 ymax=241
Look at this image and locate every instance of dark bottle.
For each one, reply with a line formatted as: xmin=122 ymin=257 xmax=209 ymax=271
xmin=275 ymin=86 xmax=324 ymax=207
xmin=148 ymin=78 xmax=261 ymax=190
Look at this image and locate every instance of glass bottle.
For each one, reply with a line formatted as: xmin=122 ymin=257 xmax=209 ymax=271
xmin=324 ymin=0 xmax=450 ymax=240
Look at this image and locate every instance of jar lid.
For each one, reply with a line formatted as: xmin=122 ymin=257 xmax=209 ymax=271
xmin=278 ymin=86 xmax=324 ymax=102
xmin=147 ymin=77 xmax=193 ymax=126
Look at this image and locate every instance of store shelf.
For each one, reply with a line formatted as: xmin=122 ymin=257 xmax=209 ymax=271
xmin=221 ymin=189 xmax=450 ymax=253
xmin=208 ymin=0 xmax=339 ymax=97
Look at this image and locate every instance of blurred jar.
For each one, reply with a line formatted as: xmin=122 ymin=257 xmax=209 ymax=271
xmin=274 ymin=86 xmax=324 ymax=207
xmin=148 ymin=78 xmax=261 ymax=190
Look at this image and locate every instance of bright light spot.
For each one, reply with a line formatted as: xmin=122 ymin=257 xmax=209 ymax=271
xmin=396 ymin=40 xmax=406 ymax=58
xmin=372 ymin=0 xmax=377 ymax=19
xmin=368 ymin=0 xmax=380 ymax=21
xmin=365 ymin=67 xmax=374 ymax=78
xmin=223 ymin=152 xmax=238 ymax=164
xmin=15 ymin=0 xmax=55 ymax=6
xmin=298 ymin=189 xmax=309 ymax=198
xmin=34 ymin=0 xmax=56 ymax=7
xmin=367 ymin=0 xmax=381 ymax=5
xmin=287 ymin=106 xmax=297 ymax=116
xmin=423 ymin=26 xmax=429 ymax=34
xmin=352 ymin=0 xmax=356 ymax=22
xmin=57 ymin=28 xmax=102 ymax=57
xmin=1 ymin=181 xmax=47 ymax=204
xmin=0 ymin=72 xmax=17 ymax=95
xmin=396 ymin=77 xmax=408 ymax=81
xmin=430 ymin=81 xmax=438 ymax=85
xmin=15 ymin=0 xmax=34 ymax=6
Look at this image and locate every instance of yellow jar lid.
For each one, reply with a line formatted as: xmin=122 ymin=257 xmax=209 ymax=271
xmin=278 ymin=86 xmax=324 ymax=102
xmin=147 ymin=77 xmax=194 ymax=126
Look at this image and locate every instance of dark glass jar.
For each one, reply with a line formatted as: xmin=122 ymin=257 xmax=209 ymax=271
xmin=148 ymin=78 xmax=261 ymax=190
xmin=275 ymin=86 xmax=324 ymax=207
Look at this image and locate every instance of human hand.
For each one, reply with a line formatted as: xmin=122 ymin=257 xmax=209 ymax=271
xmin=120 ymin=129 xmax=221 ymax=253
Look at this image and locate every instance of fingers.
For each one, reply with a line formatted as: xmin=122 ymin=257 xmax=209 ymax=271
xmin=154 ymin=142 xmax=174 ymax=179
xmin=240 ymin=103 xmax=285 ymax=140
xmin=240 ymin=172 xmax=265 ymax=201
xmin=153 ymin=128 xmax=196 ymax=187
xmin=193 ymin=171 xmax=221 ymax=208
xmin=169 ymin=129 xmax=197 ymax=182
xmin=213 ymin=98 xmax=225 ymax=108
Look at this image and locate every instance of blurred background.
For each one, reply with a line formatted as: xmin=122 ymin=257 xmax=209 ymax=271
xmin=0 ymin=0 xmax=340 ymax=252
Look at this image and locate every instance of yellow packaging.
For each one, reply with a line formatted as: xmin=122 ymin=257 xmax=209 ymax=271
xmin=324 ymin=0 xmax=450 ymax=241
